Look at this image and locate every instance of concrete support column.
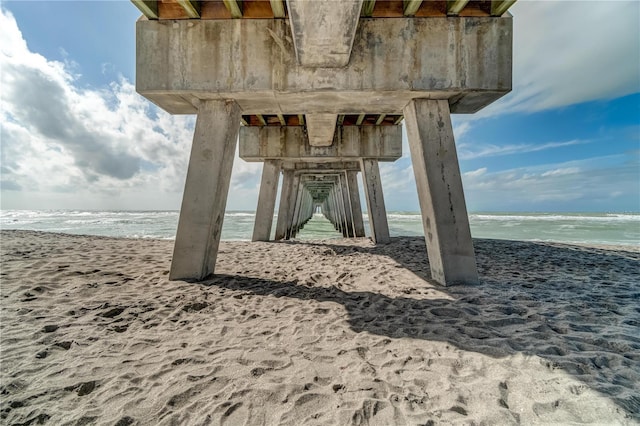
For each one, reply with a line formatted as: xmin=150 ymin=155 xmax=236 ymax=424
xmin=275 ymin=169 xmax=294 ymax=240
xmin=252 ymin=160 xmax=280 ymax=242
xmin=289 ymin=179 xmax=304 ymax=238
xmin=360 ymin=159 xmax=390 ymax=244
xmin=340 ymin=173 xmax=355 ymax=237
xmin=285 ymin=174 xmax=301 ymax=239
xmin=346 ymin=170 xmax=366 ymax=237
xmin=403 ymin=99 xmax=479 ymax=285
xmin=170 ymin=100 xmax=241 ymax=280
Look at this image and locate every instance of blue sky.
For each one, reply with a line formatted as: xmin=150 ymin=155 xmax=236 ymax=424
xmin=1 ymin=1 xmax=639 ymax=212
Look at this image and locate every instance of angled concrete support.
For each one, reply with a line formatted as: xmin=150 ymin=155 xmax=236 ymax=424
xmin=346 ymin=170 xmax=366 ymax=237
xmin=286 ymin=0 xmax=364 ymax=67
xmin=170 ymin=100 xmax=240 ymax=280
xmin=275 ymin=169 xmax=294 ymax=240
xmin=360 ymin=159 xmax=390 ymax=244
xmin=404 ymin=99 xmax=479 ymax=285
xmin=252 ymin=160 xmax=281 ymax=241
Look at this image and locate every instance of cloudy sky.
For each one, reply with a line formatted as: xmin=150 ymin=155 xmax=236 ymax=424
xmin=1 ymin=1 xmax=638 ymax=212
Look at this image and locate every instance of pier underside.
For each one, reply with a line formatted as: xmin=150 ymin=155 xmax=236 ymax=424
xmin=133 ymin=0 xmax=514 ymax=285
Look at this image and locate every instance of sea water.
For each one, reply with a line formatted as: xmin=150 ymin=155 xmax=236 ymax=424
xmin=1 ymin=210 xmax=638 ymax=246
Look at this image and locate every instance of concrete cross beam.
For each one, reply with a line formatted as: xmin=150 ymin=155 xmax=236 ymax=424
xmin=240 ymin=125 xmax=402 ymax=162
xmin=286 ymin=0 xmax=364 ymax=67
xmin=136 ymin=17 xmax=512 ymax=114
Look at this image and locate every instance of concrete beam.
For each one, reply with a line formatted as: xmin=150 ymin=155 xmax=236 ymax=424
xmin=177 ymin=0 xmax=200 ymax=18
xmin=131 ymin=0 xmax=158 ymax=19
xmin=270 ymin=0 xmax=286 ymax=18
xmin=136 ymin=17 xmax=512 ymax=114
xmin=404 ymin=98 xmax=478 ymax=285
xmin=491 ymin=0 xmax=517 ymax=16
xmin=284 ymin=161 xmax=362 ymax=171
xmin=252 ymin=160 xmax=280 ymax=241
xmin=361 ymin=0 xmax=376 ymax=17
xmin=170 ymin=100 xmax=240 ymax=280
xmin=223 ymin=0 xmax=243 ymax=18
xmin=447 ymin=0 xmax=469 ymax=15
xmin=306 ymin=114 xmax=338 ymax=147
xmin=240 ymin=126 xmax=402 ymax=162
xmin=403 ymin=0 xmax=423 ymax=16
xmin=360 ymin=159 xmax=390 ymax=244
xmin=286 ymin=0 xmax=363 ymax=67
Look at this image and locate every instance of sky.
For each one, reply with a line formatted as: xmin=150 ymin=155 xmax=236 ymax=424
xmin=1 ymin=0 xmax=639 ymax=213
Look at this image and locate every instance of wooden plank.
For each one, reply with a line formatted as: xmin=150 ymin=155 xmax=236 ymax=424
xmin=403 ymin=0 xmax=423 ymax=16
xmin=131 ymin=0 xmax=158 ymax=19
xmin=356 ymin=114 xmax=365 ymax=126
xmin=270 ymin=0 xmax=286 ymax=17
xmin=241 ymin=117 xmax=248 ymax=126
xmin=277 ymin=114 xmax=286 ymax=126
xmin=375 ymin=114 xmax=386 ymax=125
xmin=393 ymin=115 xmax=404 ymax=125
xmin=415 ymin=0 xmax=446 ymax=17
xmin=491 ymin=0 xmax=516 ymax=16
xmin=446 ymin=0 xmax=469 ymax=15
xmin=177 ymin=0 xmax=200 ymax=18
xmin=298 ymin=114 xmax=305 ymax=126
xmin=361 ymin=0 xmax=376 ymax=16
xmin=223 ymin=0 xmax=243 ymax=18
xmin=337 ymin=115 xmax=345 ymax=126
xmin=201 ymin=1 xmax=232 ymax=18
xmin=372 ymin=0 xmax=403 ymax=17
xmin=256 ymin=114 xmax=267 ymax=126
xmin=243 ymin=0 xmax=275 ymax=18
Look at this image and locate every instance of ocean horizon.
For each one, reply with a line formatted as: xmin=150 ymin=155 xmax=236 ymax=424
xmin=1 ymin=209 xmax=638 ymax=247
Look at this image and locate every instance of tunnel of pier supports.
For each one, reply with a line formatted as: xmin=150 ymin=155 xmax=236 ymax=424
xmin=133 ymin=0 xmax=515 ymax=285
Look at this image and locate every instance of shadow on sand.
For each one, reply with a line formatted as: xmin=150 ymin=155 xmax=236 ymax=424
xmin=203 ymin=237 xmax=640 ymax=419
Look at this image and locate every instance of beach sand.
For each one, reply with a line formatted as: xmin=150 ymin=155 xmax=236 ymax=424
xmin=1 ymin=230 xmax=638 ymax=425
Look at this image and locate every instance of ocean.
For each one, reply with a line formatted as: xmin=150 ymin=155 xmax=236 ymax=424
xmin=1 ymin=210 xmax=638 ymax=246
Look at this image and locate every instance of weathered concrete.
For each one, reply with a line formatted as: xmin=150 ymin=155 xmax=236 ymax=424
xmin=404 ymin=99 xmax=479 ymax=285
xmin=305 ymin=114 xmax=338 ymax=147
xmin=170 ymin=100 xmax=240 ymax=280
xmin=287 ymin=0 xmax=363 ymax=67
xmin=360 ymin=159 xmax=390 ymax=244
xmin=275 ymin=169 xmax=294 ymax=240
xmin=240 ymin=126 xmax=402 ymax=162
xmin=346 ymin=170 xmax=366 ymax=237
xmin=136 ymin=16 xmax=512 ymax=114
xmin=252 ymin=160 xmax=280 ymax=242
xmin=339 ymin=173 xmax=356 ymax=237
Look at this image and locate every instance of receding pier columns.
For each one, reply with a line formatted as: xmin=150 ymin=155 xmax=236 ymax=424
xmin=275 ymin=169 xmax=295 ymax=241
xmin=252 ymin=160 xmax=280 ymax=242
xmin=360 ymin=159 xmax=390 ymax=244
xmin=346 ymin=171 xmax=366 ymax=237
xmin=404 ymin=99 xmax=479 ymax=285
xmin=170 ymin=100 xmax=241 ymax=280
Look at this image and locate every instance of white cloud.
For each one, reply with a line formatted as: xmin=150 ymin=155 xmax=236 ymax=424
xmin=482 ymin=1 xmax=640 ymax=116
xmin=462 ymin=154 xmax=640 ymax=211
xmin=0 ymin=9 xmax=261 ymax=210
xmin=457 ymin=139 xmax=590 ymax=160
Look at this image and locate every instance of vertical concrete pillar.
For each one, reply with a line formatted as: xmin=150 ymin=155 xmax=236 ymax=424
xmin=346 ymin=170 xmax=366 ymax=237
xmin=403 ymin=99 xmax=479 ymax=285
xmin=289 ymin=180 xmax=304 ymax=238
xmin=252 ymin=160 xmax=280 ymax=242
xmin=360 ymin=159 xmax=390 ymax=244
xmin=275 ymin=169 xmax=294 ymax=240
xmin=340 ymin=173 xmax=355 ymax=237
xmin=170 ymin=100 xmax=241 ymax=280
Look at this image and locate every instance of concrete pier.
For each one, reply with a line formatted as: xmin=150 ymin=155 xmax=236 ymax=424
xmin=252 ymin=160 xmax=280 ymax=242
xmin=360 ymin=159 xmax=390 ymax=244
xmin=133 ymin=1 xmax=514 ymax=285
xmin=170 ymin=100 xmax=240 ymax=280
xmin=404 ymin=99 xmax=479 ymax=284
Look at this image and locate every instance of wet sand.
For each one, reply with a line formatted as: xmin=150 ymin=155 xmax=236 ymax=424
xmin=1 ymin=230 xmax=638 ymax=425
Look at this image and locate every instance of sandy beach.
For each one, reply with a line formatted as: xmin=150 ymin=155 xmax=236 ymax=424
xmin=1 ymin=230 xmax=638 ymax=425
